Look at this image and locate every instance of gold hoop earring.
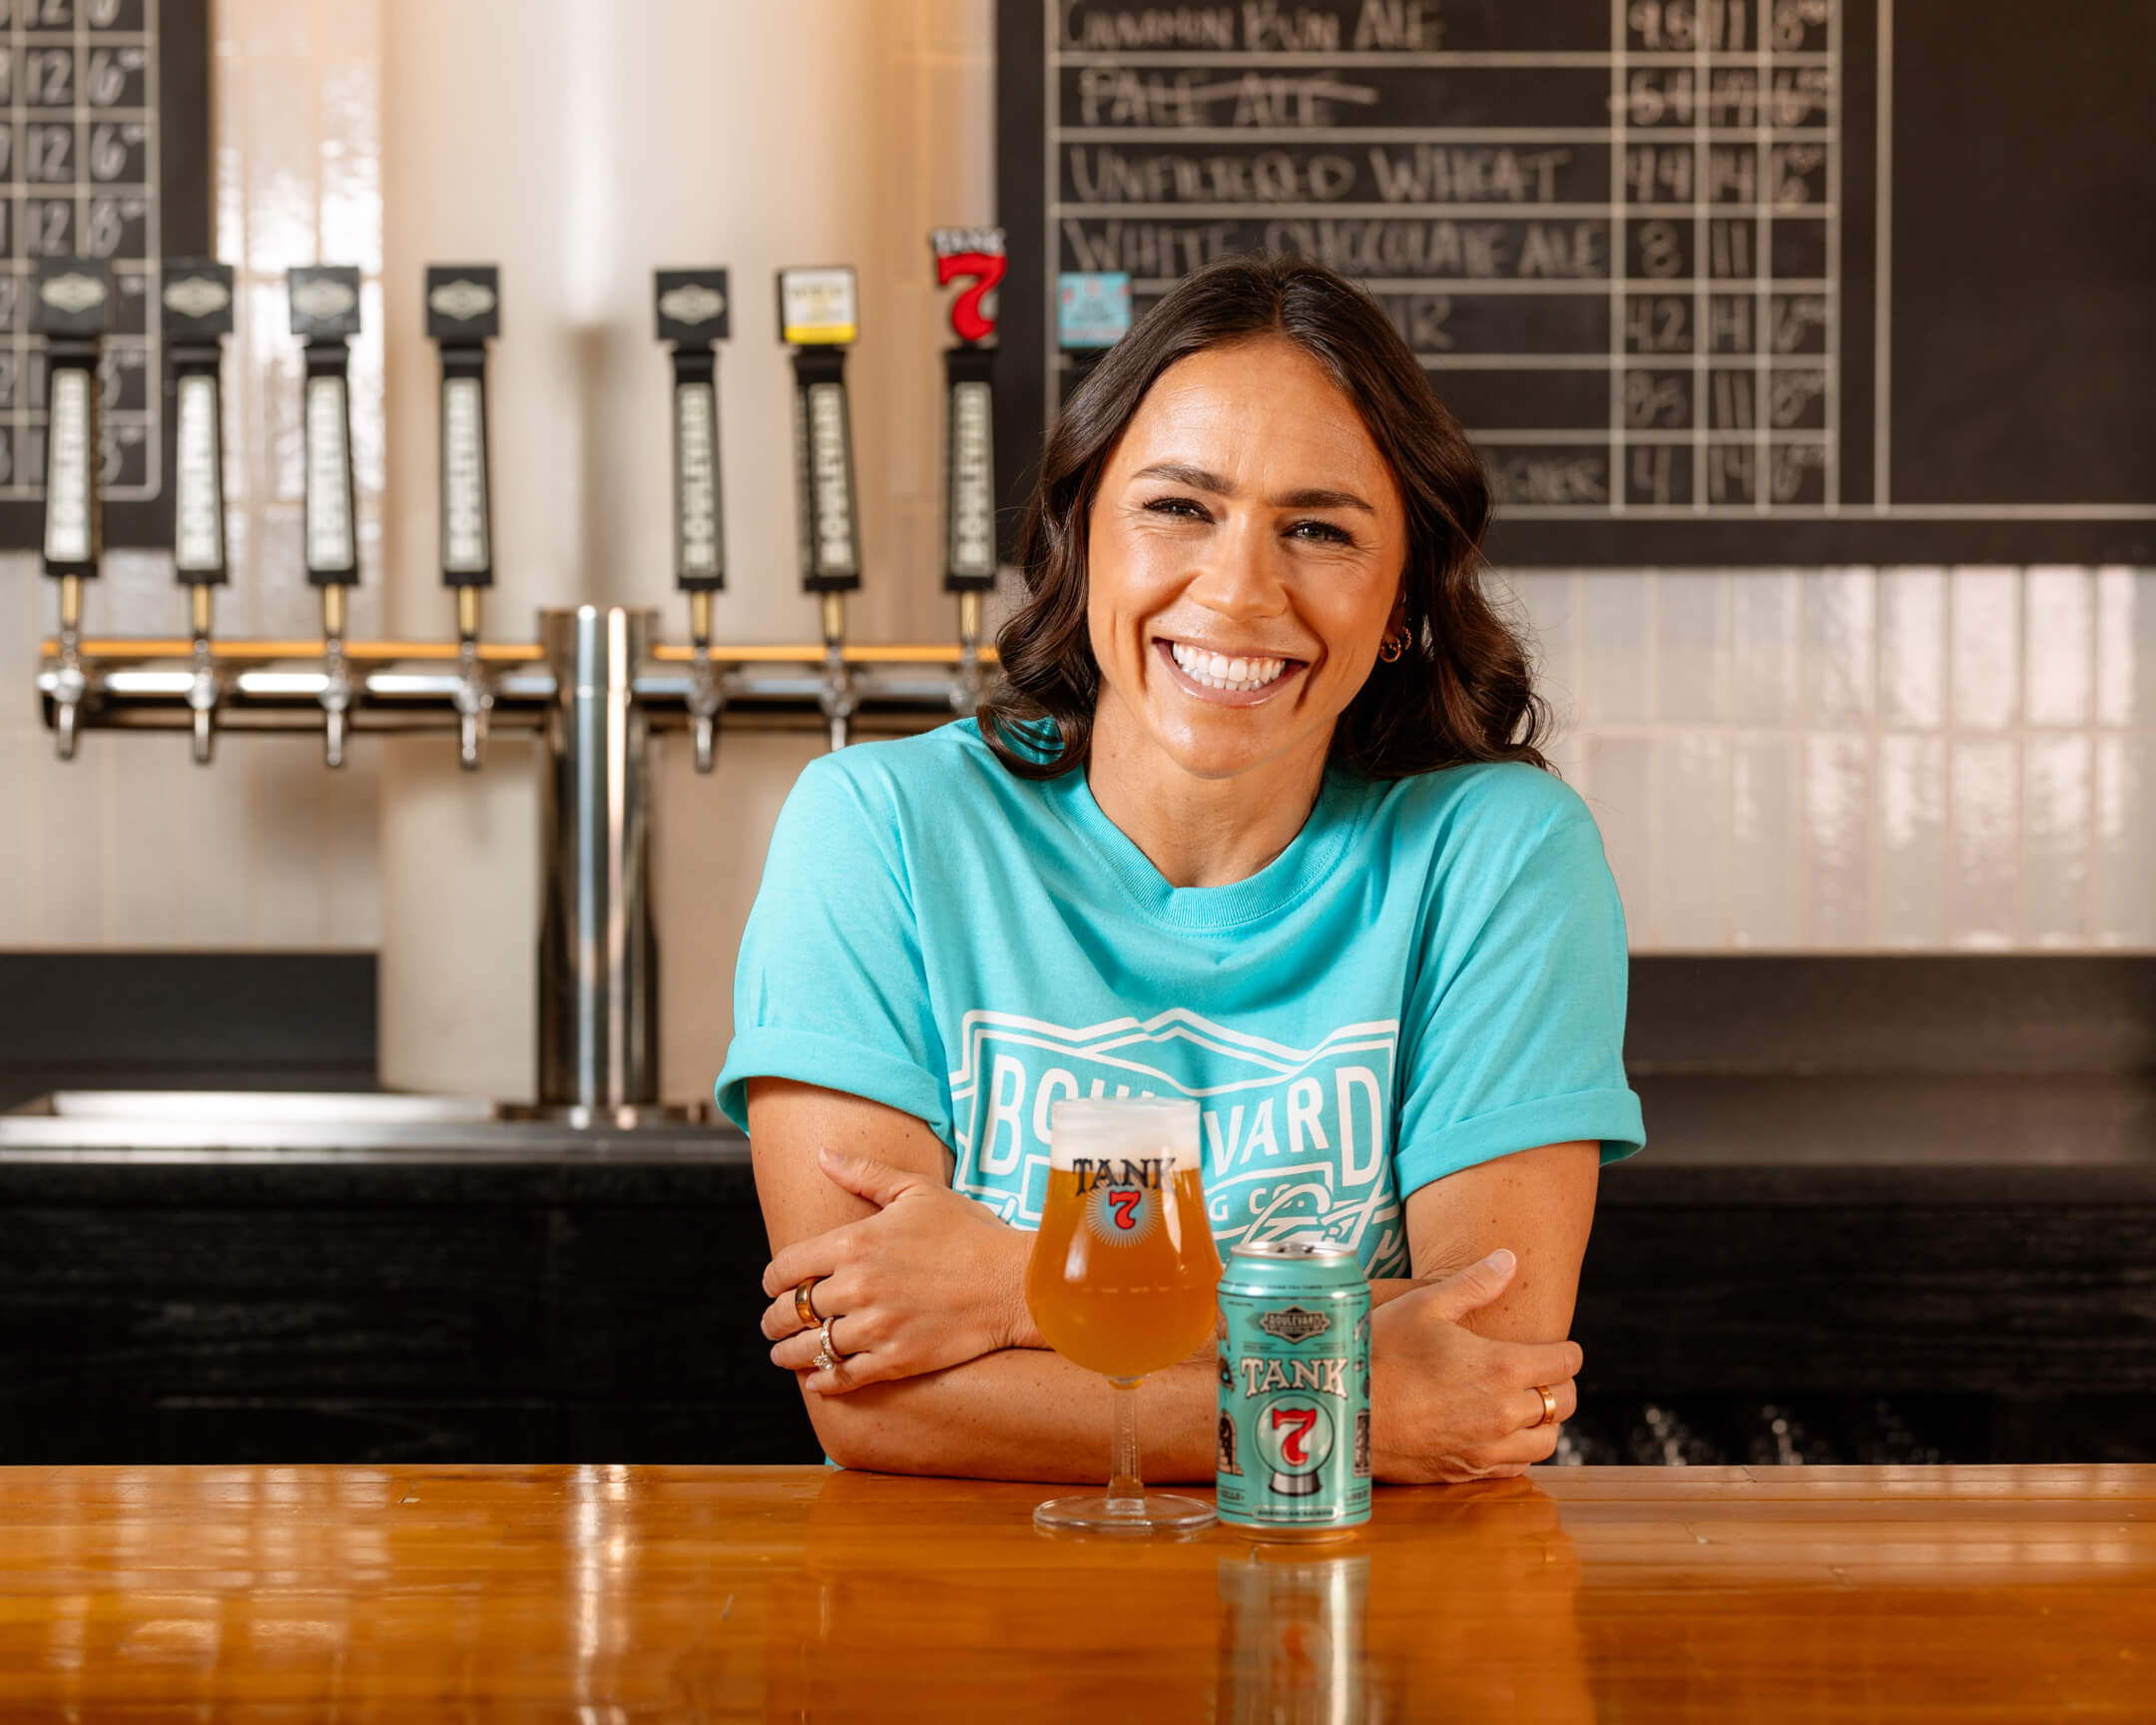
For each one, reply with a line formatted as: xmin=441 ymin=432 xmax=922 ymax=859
xmin=1377 ymin=627 xmax=1408 ymax=663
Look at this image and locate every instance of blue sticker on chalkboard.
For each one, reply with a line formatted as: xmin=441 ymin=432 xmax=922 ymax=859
xmin=1057 ymin=273 xmax=1132 ymax=349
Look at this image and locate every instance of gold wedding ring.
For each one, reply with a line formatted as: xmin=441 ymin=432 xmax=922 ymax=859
xmin=1533 ymin=1385 xmax=1559 ymax=1429
xmin=794 ymin=1277 xmax=823 ymax=1330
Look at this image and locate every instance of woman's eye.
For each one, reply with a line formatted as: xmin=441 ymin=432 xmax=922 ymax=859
xmin=1288 ymin=518 xmax=1353 ymax=545
xmin=1143 ymin=496 xmax=1210 ymax=522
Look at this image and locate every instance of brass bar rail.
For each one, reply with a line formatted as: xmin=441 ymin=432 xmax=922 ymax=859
xmin=39 ymin=638 xmax=999 ymax=666
xmin=33 ymin=636 xmax=1001 ymax=742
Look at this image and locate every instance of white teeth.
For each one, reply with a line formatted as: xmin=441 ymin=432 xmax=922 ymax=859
xmin=1167 ymin=641 xmax=1288 ymax=693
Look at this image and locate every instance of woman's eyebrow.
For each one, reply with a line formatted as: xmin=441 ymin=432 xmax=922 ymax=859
xmin=1130 ymin=461 xmax=1375 ymax=515
xmin=1276 ymin=485 xmax=1375 ymax=514
xmin=1132 ymin=460 xmax=1235 ymax=494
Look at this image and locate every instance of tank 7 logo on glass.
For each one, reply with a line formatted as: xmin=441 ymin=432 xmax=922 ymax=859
xmin=1073 ymin=1155 xmax=1163 ymax=1246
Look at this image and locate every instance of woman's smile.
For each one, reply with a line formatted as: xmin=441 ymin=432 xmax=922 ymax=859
xmin=1152 ymin=636 xmax=1309 ymax=706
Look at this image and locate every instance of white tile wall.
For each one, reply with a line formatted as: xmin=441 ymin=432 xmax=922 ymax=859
xmin=1511 ymin=567 xmax=2156 ymax=950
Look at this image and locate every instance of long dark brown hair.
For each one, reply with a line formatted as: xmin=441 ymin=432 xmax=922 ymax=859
xmin=979 ymin=253 xmax=1548 ymax=781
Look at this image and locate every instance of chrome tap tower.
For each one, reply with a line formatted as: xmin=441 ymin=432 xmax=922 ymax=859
xmin=31 ymin=251 xmax=1008 ymax=1123
xmin=537 ymin=605 xmax=659 ymax=1120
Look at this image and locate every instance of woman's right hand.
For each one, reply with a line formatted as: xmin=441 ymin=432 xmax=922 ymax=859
xmin=1368 ymin=1248 xmax=1583 ymax=1483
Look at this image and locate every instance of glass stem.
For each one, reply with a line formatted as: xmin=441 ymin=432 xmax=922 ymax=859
xmin=1106 ymin=1376 xmax=1144 ymax=1511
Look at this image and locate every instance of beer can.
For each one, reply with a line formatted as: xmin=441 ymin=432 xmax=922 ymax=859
xmin=1216 ymin=1239 xmax=1371 ymax=1537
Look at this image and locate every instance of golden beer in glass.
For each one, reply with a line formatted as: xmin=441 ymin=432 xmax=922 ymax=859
xmin=1024 ymin=1096 xmax=1222 ymax=1534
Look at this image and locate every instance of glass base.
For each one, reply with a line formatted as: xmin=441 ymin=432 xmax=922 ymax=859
xmin=1033 ymin=1491 xmax=1217 ymax=1535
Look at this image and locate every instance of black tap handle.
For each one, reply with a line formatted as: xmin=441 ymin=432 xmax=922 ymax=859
xmin=670 ymin=347 xmax=725 ymax=592
xmin=31 ymin=259 xmax=114 ymax=581
xmin=777 ymin=267 xmax=861 ymax=596
xmin=426 ymin=266 xmax=499 ymax=589
xmin=942 ymin=343 xmax=997 ymax=594
xmin=288 ymin=267 xmax=361 ymax=588
xmin=792 ymin=346 xmax=860 ymax=595
xmin=163 ymin=259 xmax=235 ymax=587
xmin=655 ymin=270 xmax=731 ymax=594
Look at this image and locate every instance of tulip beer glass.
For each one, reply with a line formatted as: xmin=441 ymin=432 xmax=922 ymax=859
xmin=1024 ymin=1095 xmax=1223 ymax=1533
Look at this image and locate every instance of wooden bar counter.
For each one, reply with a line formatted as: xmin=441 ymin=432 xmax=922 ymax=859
xmin=0 ymin=1464 xmax=2148 ymax=1717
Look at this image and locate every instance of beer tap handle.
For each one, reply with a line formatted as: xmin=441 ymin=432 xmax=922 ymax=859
xmin=163 ymin=260 xmax=235 ymax=767
xmin=779 ymin=268 xmax=860 ymax=754
xmin=427 ymin=266 xmax=501 ymax=772
xmin=289 ymin=267 xmax=363 ymax=769
xmin=1055 ymin=270 xmax=1134 ymax=384
xmin=931 ymin=229 xmax=1007 ymax=718
xmin=32 ymin=259 xmax=114 ymax=762
xmin=656 ymin=270 xmax=732 ymax=775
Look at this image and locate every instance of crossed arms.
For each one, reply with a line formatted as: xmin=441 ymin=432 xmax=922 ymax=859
xmin=747 ymin=1076 xmax=1599 ymax=1483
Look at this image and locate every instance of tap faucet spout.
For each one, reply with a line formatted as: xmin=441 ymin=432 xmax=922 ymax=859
xmin=817 ymin=591 xmax=855 ymax=753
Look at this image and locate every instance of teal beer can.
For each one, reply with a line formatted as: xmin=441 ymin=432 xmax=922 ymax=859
xmin=1216 ymin=1239 xmax=1371 ymax=1537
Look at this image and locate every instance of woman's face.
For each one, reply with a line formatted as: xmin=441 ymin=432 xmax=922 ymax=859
xmin=1085 ymin=334 xmax=1410 ymax=785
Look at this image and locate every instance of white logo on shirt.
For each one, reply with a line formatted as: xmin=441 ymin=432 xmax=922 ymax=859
xmin=948 ymin=1008 xmax=1407 ymax=1276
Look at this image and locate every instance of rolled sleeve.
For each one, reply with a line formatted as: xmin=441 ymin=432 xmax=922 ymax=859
xmin=1391 ymin=801 xmax=1645 ymax=1191
xmin=714 ymin=754 xmax=951 ymax=1143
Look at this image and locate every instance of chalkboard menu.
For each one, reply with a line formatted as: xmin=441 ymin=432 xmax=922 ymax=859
xmin=0 ymin=0 xmax=208 ymax=550
xmin=996 ymin=1 xmax=2155 ymax=565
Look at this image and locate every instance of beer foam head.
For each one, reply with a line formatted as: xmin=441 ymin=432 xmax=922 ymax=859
xmin=1048 ymin=1095 xmax=1200 ymax=1170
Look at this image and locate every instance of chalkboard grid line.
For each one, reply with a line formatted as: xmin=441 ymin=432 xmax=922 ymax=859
xmin=1054 ymin=127 xmax=1836 ymax=142
xmin=1755 ymin=6 xmax=1772 ymax=515
xmin=1095 ymin=279 xmax=1838 ymax=296
xmin=1052 ymin=51 xmax=1838 ymax=68
xmin=1038 ymin=0 xmax=1055 ymax=480
xmin=1610 ymin=0 xmax=1625 ymax=518
xmin=1055 ymin=203 xmax=1871 ymax=218
xmin=1420 ymin=355 xmax=1849 ymax=372
xmin=1824 ymin=0 xmax=1840 ymax=512
xmin=1692 ymin=9 xmax=1709 ymax=516
xmin=1874 ymin=0 xmax=1891 ymax=508
xmin=1482 ymin=428 xmax=1830 ymax=443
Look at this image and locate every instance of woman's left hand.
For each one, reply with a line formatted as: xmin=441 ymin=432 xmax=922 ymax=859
xmin=760 ymin=1148 xmax=1038 ymax=1394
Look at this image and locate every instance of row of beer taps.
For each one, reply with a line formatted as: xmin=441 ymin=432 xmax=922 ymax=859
xmin=31 ymin=227 xmax=1024 ymax=770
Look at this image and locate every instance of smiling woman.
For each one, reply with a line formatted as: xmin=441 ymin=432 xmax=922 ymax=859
xmin=985 ymin=253 xmax=1544 ymax=802
xmin=716 ymin=255 xmax=1643 ymax=1487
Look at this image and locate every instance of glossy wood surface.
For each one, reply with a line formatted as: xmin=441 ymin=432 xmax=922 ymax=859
xmin=0 ymin=1464 xmax=2147 ymax=1718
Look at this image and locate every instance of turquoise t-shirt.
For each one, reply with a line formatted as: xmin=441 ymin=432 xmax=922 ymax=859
xmin=716 ymin=719 xmax=1642 ymax=1280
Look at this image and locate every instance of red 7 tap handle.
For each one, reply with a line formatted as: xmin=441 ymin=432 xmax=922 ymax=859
xmin=936 ymin=251 xmax=1006 ymax=344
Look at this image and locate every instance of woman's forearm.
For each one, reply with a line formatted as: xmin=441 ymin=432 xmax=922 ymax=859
xmin=804 ymin=1352 xmax=1217 ymax=1482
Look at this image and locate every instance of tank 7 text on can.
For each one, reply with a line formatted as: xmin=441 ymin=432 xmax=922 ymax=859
xmin=1216 ymin=1239 xmax=1371 ymax=1537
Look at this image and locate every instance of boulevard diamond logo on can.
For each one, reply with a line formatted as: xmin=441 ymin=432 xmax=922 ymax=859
xmin=1217 ymin=1239 xmax=1370 ymax=1537
xmin=1256 ymin=1306 xmax=1331 ymax=1344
